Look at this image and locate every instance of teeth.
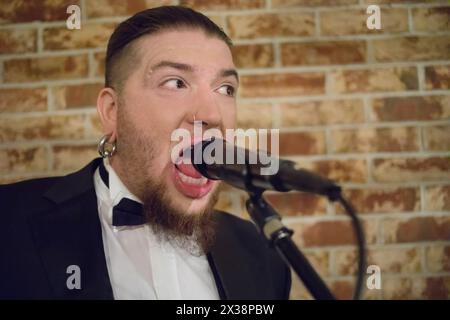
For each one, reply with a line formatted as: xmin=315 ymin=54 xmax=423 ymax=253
xmin=177 ymin=171 xmax=208 ymax=186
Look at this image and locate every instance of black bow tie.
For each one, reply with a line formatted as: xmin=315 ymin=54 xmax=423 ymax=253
xmin=99 ymin=161 xmax=145 ymax=227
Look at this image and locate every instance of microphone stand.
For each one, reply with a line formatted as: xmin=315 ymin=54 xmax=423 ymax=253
xmin=189 ymin=138 xmax=365 ymax=299
xmin=246 ymin=191 xmax=336 ymax=300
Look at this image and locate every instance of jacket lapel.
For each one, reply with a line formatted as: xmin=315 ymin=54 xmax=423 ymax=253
xmin=30 ymin=158 xmax=114 ymax=299
xmin=29 ymin=158 xmax=272 ymax=299
xmin=207 ymin=213 xmax=274 ymax=300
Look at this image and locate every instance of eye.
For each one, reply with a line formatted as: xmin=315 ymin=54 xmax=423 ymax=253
xmin=217 ymin=84 xmax=236 ymax=97
xmin=162 ymin=78 xmax=187 ymax=90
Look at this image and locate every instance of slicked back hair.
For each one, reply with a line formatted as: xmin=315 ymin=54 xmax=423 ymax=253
xmin=105 ymin=6 xmax=233 ymax=92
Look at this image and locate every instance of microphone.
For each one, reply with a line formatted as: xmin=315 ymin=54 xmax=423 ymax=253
xmin=187 ymin=138 xmax=342 ymax=199
xmin=186 ymin=138 xmax=365 ymax=301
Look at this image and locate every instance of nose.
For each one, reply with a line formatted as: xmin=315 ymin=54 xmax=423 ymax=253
xmin=190 ymin=88 xmax=222 ymax=130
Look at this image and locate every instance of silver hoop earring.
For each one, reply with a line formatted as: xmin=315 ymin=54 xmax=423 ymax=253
xmin=98 ymin=134 xmax=116 ymax=158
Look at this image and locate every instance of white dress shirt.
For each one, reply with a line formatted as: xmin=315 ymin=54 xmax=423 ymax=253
xmin=93 ymin=159 xmax=219 ymax=300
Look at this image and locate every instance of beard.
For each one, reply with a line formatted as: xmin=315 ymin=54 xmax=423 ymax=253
xmin=142 ymin=184 xmax=219 ymax=256
xmin=113 ymin=106 xmax=219 ymax=255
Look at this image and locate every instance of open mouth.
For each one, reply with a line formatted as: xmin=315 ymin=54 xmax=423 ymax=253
xmin=171 ymin=144 xmax=213 ymax=199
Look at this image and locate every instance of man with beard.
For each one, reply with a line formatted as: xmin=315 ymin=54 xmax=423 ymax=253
xmin=0 ymin=6 xmax=291 ymax=300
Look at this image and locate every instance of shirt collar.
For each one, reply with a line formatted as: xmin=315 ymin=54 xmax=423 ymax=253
xmin=101 ymin=158 xmax=143 ymax=207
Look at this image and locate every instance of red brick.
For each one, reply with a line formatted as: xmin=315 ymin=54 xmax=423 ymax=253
xmin=332 ymin=67 xmax=418 ymax=93
xmin=370 ymin=247 xmax=422 ymax=274
xmin=0 ymin=28 xmax=36 ymax=54
xmin=227 ymin=12 xmax=315 ymax=39
xmin=373 ymin=36 xmax=450 ymax=62
xmin=53 ymin=83 xmax=103 ymax=109
xmin=426 ymin=245 xmax=450 ymax=273
xmin=0 ymin=146 xmax=48 ymax=174
xmin=273 ymin=0 xmax=358 ymax=6
xmin=371 ymin=95 xmax=450 ymax=122
xmin=335 ymin=247 xmax=421 ymax=276
xmin=331 ymin=127 xmax=419 ymax=153
xmin=338 ymin=187 xmax=420 ymax=214
xmin=298 ymin=159 xmax=368 ymax=183
xmin=302 ymin=276 xmax=379 ymax=300
xmin=4 ymin=55 xmax=88 ymax=83
xmin=424 ymin=125 xmax=450 ymax=151
xmin=89 ymin=0 xmax=175 ymax=18
xmin=291 ymin=219 xmax=377 ymax=247
xmin=237 ymin=104 xmax=273 ymax=129
xmin=0 ymin=115 xmax=86 ymax=143
xmin=88 ymin=114 xmax=104 ymax=138
xmin=320 ymin=8 xmax=408 ymax=36
xmin=231 ymin=44 xmax=274 ymax=69
xmin=52 ymin=145 xmax=98 ymax=171
xmin=413 ymin=7 xmax=450 ymax=32
xmin=304 ymin=251 xmax=329 ymax=276
xmin=0 ymin=88 xmax=47 ymax=113
xmin=363 ymin=0 xmax=447 ymax=3
xmin=180 ymin=0 xmax=264 ymax=10
xmin=43 ymin=23 xmax=116 ymax=50
xmin=425 ymin=65 xmax=450 ymax=90
xmin=214 ymin=191 xmax=239 ymax=216
xmin=0 ymin=0 xmax=79 ymax=24
xmin=279 ymin=131 xmax=326 ymax=156
xmin=425 ymin=185 xmax=450 ymax=212
xmin=330 ymin=280 xmax=353 ymax=300
xmin=280 ymin=99 xmax=364 ymax=127
xmin=382 ymin=276 xmax=450 ymax=299
xmin=94 ymin=52 xmax=106 ymax=77
xmin=383 ymin=216 xmax=450 ymax=243
xmin=299 ymin=220 xmax=359 ymax=246
xmin=373 ymin=157 xmax=450 ymax=183
xmin=281 ymin=41 xmax=366 ymax=66
xmin=265 ymin=192 xmax=327 ymax=216
xmin=423 ymin=277 xmax=450 ymax=299
xmin=240 ymin=73 xmax=325 ymax=97
xmin=331 ymin=280 xmax=381 ymax=300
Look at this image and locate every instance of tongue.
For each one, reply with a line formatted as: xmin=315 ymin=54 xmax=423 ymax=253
xmin=176 ymin=162 xmax=203 ymax=179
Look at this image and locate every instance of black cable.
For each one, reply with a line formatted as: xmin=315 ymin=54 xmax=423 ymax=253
xmin=336 ymin=194 xmax=367 ymax=300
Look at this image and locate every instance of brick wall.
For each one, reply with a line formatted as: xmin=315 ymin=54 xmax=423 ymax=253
xmin=0 ymin=0 xmax=449 ymax=299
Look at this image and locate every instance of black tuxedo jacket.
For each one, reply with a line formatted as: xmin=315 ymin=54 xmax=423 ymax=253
xmin=0 ymin=158 xmax=291 ymax=300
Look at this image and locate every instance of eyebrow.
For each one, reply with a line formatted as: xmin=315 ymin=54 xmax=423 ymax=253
xmin=148 ymin=60 xmax=239 ymax=83
xmin=151 ymin=60 xmax=193 ymax=72
xmin=221 ymin=69 xmax=239 ymax=84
